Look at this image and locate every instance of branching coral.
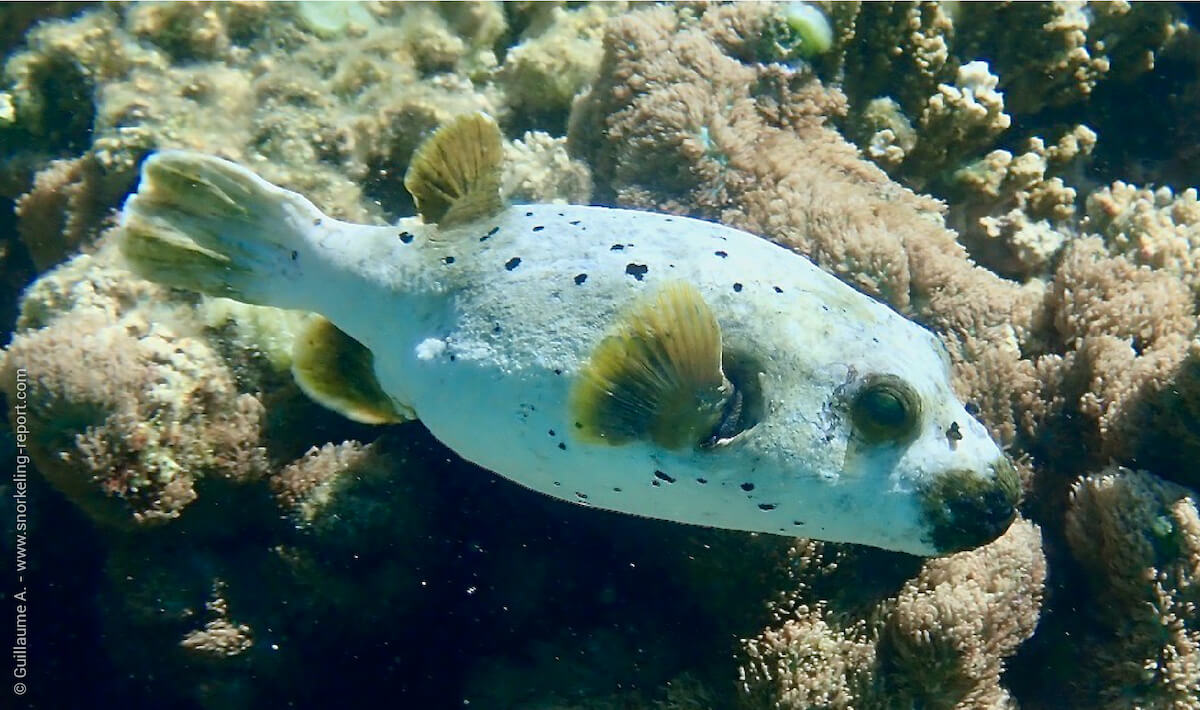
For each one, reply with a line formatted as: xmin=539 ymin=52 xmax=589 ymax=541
xmin=502 ymin=130 xmax=593 ymax=205
xmin=1065 ymin=467 xmax=1200 ymax=707
xmin=948 ymin=126 xmax=1096 ymax=279
xmin=954 ymin=1 xmax=1187 ymax=115
xmin=1084 ymin=180 xmax=1200 ymax=296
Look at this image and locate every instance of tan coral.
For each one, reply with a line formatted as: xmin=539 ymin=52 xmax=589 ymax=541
xmin=1065 ymin=467 xmax=1200 ymax=707
xmin=948 ymin=126 xmax=1096 ymax=279
xmin=1050 ymin=237 xmax=1194 ymax=350
xmin=179 ymin=584 xmax=254 ymax=659
xmin=881 ymin=519 xmax=1046 ymax=708
xmin=1084 ymin=180 xmax=1200 ymax=296
xmin=14 ymin=153 xmax=135 ymax=270
xmin=905 ymin=60 xmax=1012 ymax=190
xmin=955 ymin=2 xmax=1187 ymax=115
xmin=273 ymin=440 xmax=376 ymax=526
xmin=497 ymin=3 xmax=621 ymax=123
xmin=502 ymin=131 xmax=593 ymax=205
xmin=739 ymin=606 xmax=876 ymax=709
xmin=739 ymin=521 xmax=1046 ymax=709
xmin=1028 ymin=239 xmax=1200 ymax=481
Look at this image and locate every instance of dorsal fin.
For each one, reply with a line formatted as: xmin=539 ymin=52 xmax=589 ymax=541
xmin=403 ymin=112 xmax=504 ymax=227
xmin=292 ymin=316 xmax=414 ymax=424
xmin=569 ymin=282 xmax=734 ymax=450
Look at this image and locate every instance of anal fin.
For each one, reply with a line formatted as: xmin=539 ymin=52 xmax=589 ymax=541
xmin=292 ymin=317 xmax=414 ymax=424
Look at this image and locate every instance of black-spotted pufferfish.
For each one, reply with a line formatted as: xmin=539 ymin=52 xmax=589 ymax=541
xmin=118 ymin=113 xmax=1017 ymax=555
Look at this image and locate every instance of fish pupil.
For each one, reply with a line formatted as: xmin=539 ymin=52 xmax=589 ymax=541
xmin=866 ymin=390 xmax=904 ymax=427
xmin=851 ymin=375 xmax=921 ymax=443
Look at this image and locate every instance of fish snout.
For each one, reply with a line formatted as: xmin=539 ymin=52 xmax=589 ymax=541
xmin=917 ymin=457 xmax=1020 ymax=554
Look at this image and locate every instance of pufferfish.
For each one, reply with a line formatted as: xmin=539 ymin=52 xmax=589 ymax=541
xmin=118 ymin=113 xmax=1017 ymax=555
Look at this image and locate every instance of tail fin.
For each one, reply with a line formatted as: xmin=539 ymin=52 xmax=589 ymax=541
xmin=119 ymin=151 xmax=325 ymax=305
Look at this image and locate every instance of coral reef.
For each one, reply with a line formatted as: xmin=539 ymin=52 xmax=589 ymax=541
xmin=2 ymin=242 xmax=268 ymax=526
xmin=1064 ymin=467 xmax=1200 ymax=707
xmin=496 ymin=2 xmax=623 ymax=133
xmin=502 ymin=130 xmax=593 ymax=205
xmin=3 ymin=2 xmax=1200 ymax=709
xmin=1084 ymin=180 xmax=1200 ymax=295
xmin=947 ymin=126 xmax=1096 ymax=279
xmin=740 ymin=519 xmax=1045 ymax=708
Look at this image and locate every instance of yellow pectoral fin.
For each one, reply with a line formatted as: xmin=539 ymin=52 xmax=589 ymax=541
xmin=403 ymin=112 xmax=505 ymax=228
xmin=569 ymin=282 xmax=733 ymax=450
xmin=291 ymin=317 xmax=414 ymax=424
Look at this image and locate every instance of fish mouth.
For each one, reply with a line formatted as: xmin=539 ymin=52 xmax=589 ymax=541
xmin=917 ymin=458 xmax=1020 ymax=555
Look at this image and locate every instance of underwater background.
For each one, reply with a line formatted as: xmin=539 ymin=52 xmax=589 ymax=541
xmin=1 ymin=1 xmax=1199 ymax=708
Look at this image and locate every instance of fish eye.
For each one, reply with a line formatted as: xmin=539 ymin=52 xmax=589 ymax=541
xmin=850 ymin=374 xmax=922 ymax=444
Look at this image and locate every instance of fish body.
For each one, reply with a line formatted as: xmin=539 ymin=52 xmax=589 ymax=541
xmin=119 ymin=115 xmax=1017 ymax=555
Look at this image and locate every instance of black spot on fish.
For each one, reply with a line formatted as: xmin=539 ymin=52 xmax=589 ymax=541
xmin=532 ymin=225 xmax=544 ymax=232
xmin=652 ymin=480 xmax=661 ymax=487
xmin=626 ymin=263 xmax=648 ymax=280
xmin=946 ymin=422 xmax=963 ymax=442
xmin=313 ymin=218 xmax=323 ymax=226
xmin=758 ymin=503 xmax=777 ymax=511
xmin=610 ymin=244 xmax=625 ymax=251
xmin=965 ymin=402 xmax=980 ymax=417
xmin=773 ymin=286 xmax=783 ymax=293
xmin=548 ymin=429 xmax=556 ymax=437
xmin=290 ymin=250 xmax=298 ymax=261
xmin=653 ymin=470 xmax=676 ymax=484
xmin=557 ymin=442 xmax=567 ymax=450
xmin=741 ymin=482 xmax=755 ymax=492
xmin=715 ymin=250 xmax=728 ymax=258
xmin=553 ymin=368 xmax=562 ymax=375
xmin=399 ymin=231 xmax=414 ymax=243
xmin=575 ymin=491 xmax=588 ymax=499
xmin=505 ymin=257 xmax=521 ymax=271
xmin=613 ymin=487 xmax=623 ymax=492
xmin=569 ymin=220 xmax=581 ymax=226
xmin=525 ymin=211 xmax=534 ymax=217
xmin=443 ymin=256 xmax=455 ymax=265
xmin=733 ymin=282 xmax=743 ymax=292
xmin=696 ymin=477 xmax=708 ymax=484
xmin=553 ymin=481 xmax=561 ymax=486
xmin=574 ymin=273 xmax=588 ymax=285
xmin=487 ymin=226 xmax=500 ymax=236
xmin=449 ymin=354 xmax=456 ymax=362
xmin=793 ymin=520 xmax=805 ymax=526
xmin=493 ymin=324 xmax=502 ymax=334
